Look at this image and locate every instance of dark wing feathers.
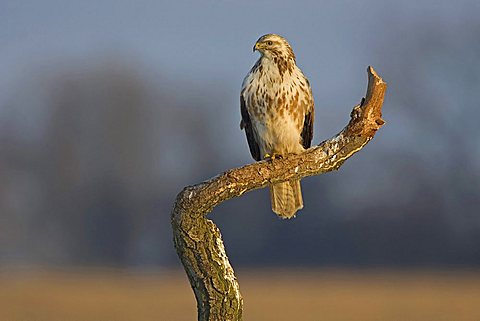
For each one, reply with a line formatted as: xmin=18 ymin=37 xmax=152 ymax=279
xmin=240 ymin=94 xmax=261 ymax=161
xmin=301 ymin=109 xmax=314 ymax=149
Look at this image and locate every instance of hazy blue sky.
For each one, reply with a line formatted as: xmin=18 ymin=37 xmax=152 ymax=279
xmin=2 ymin=0 xmax=479 ymax=134
xmin=1 ymin=0 xmax=480 ymax=267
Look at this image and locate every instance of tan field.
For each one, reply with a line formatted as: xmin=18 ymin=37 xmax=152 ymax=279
xmin=1 ymin=268 xmax=480 ymax=321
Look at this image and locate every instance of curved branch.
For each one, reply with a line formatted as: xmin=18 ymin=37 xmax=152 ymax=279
xmin=171 ymin=66 xmax=387 ymax=321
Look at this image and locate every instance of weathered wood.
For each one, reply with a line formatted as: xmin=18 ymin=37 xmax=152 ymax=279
xmin=171 ymin=66 xmax=387 ymax=321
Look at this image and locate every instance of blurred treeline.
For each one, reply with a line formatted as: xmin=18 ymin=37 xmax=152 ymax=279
xmin=1 ymin=6 xmax=480 ymax=268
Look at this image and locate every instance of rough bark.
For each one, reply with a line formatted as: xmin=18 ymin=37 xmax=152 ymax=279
xmin=171 ymin=66 xmax=387 ymax=321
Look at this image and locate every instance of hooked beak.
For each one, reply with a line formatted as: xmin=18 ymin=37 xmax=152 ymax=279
xmin=253 ymin=42 xmax=259 ymax=52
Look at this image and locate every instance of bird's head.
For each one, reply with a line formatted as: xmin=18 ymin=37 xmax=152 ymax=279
xmin=253 ymin=34 xmax=296 ymax=62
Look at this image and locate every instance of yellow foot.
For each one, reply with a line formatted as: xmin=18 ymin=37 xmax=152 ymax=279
xmin=264 ymin=153 xmax=282 ymax=160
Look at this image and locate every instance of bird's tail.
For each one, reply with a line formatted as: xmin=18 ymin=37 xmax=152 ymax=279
xmin=270 ymin=179 xmax=303 ymax=219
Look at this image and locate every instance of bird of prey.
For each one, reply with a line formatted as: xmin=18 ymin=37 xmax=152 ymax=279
xmin=240 ymin=34 xmax=315 ymax=219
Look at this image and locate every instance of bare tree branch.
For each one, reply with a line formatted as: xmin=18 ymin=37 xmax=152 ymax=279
xmin=171 ymin=66 xmax=387 ymax=321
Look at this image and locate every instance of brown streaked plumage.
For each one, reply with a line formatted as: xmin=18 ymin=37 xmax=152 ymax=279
xmin=240 ymin=34 xmax=315 ymax=219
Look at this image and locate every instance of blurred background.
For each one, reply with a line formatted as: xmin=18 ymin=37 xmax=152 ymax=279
xmin=1 ymin=0 xmax=480 ymax=320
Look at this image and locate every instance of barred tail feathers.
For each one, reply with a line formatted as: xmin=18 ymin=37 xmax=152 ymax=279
xmin=269 ymin=179 xmax=303 ymax=219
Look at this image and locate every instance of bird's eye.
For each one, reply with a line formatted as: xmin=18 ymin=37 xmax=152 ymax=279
xmin=267 ymin=41 xmax=273 ymax=45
